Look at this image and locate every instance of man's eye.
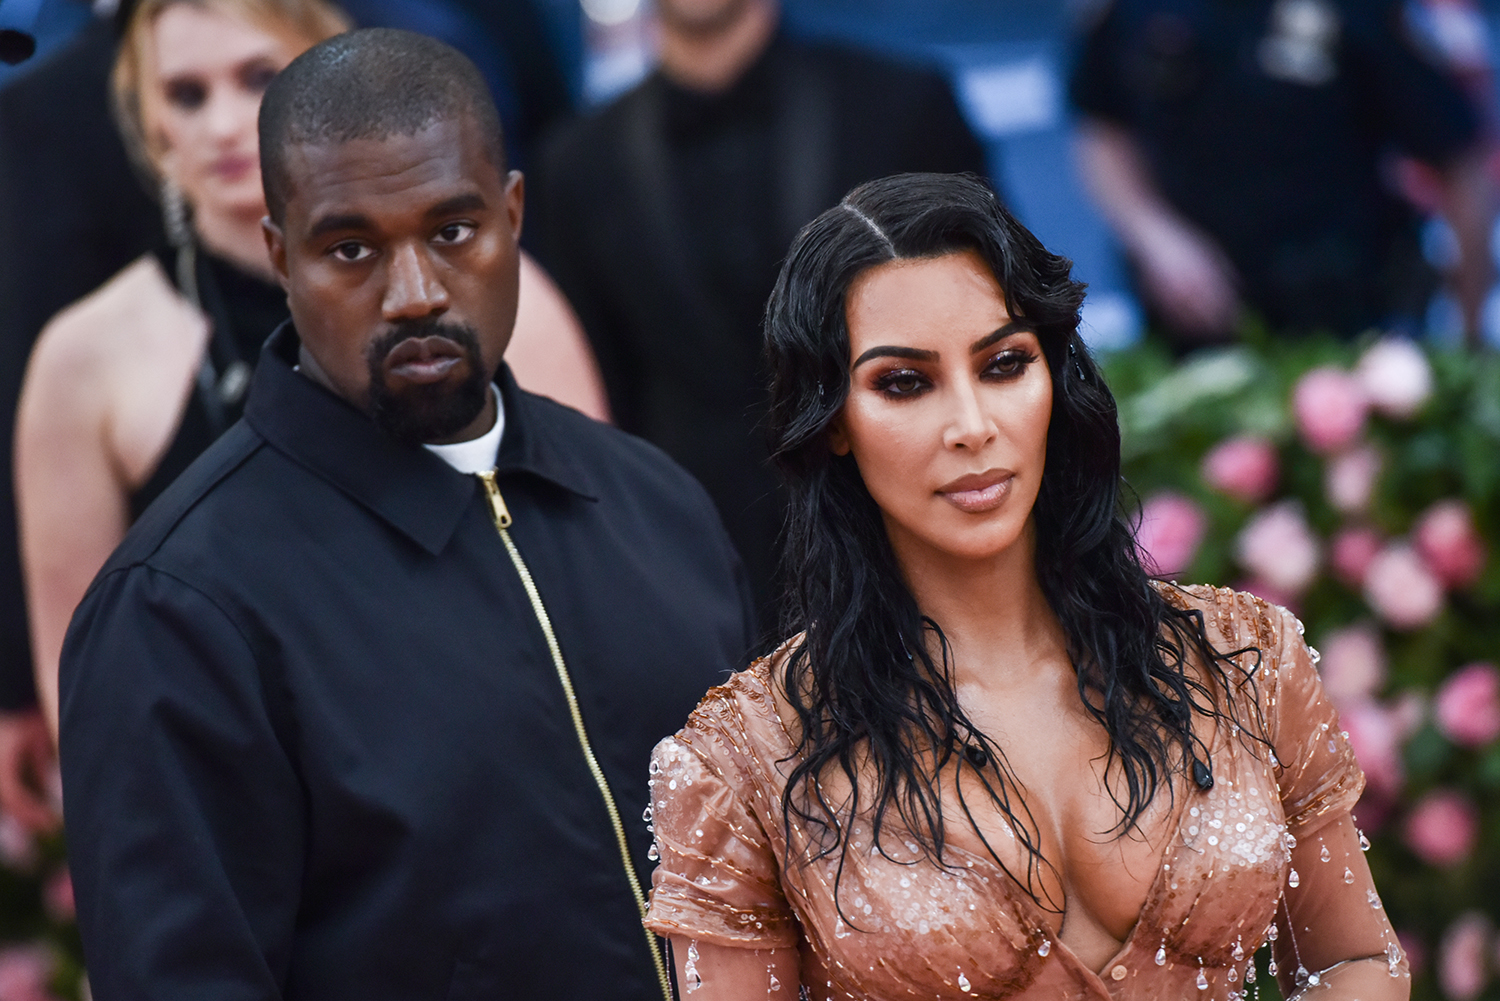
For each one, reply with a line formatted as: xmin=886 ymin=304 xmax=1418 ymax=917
xmin=434 ymin=222 xmax=476 ymax=245
xmin=874 ymin=370 xmax=927 ymax=396
xmin=164 ymin=80 xmax=207 ymax=110
xmin=331 ymin=242 xmax=372 ymax=262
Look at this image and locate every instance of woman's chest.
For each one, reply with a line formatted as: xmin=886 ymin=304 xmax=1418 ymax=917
xmin=773 ymin=749 xmax=1291 ymax=999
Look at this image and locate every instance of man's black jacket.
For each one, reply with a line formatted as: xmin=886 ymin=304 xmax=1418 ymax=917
xmin=59 ymin=326 xmax=755 ymax=1000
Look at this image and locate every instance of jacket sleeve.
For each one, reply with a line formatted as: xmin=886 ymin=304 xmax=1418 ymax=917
xmin=59 ymin=565 xmax=304 ymax=1001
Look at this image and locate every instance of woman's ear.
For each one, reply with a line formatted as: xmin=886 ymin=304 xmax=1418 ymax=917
xmin=828 ymin=419 xmax=851 ymax=456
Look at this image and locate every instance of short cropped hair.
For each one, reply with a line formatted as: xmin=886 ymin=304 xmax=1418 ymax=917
xmin=111 ymin=0 xmax=350 ymax=184
xmin=258 ymin=28 xmax=507 ymax=223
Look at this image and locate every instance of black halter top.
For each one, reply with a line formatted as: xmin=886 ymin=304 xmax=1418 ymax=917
xmin=129 ymin=246 xmax=288 ymax=519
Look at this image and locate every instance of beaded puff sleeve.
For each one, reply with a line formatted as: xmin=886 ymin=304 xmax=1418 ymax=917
xmin=643 ymin=677 xmax=799 ymax=950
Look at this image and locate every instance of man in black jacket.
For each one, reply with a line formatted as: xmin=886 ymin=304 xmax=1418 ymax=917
xmin=59 ymin=29 xmax=752 ymax=1001
xmin=532 ymin=0 xmax=989 ymax=621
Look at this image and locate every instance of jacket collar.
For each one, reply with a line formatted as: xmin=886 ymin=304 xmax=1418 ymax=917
xmin=245 ymin=323 xmax=597 ymax=556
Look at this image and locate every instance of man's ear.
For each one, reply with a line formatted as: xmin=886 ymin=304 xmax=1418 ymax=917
xmin=262 ymin=217 xmax=290 ymax=291
xmin=504 ymin=169 xmax=524 ymax=244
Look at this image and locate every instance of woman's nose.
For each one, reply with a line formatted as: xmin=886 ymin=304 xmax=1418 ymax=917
xmin=942 ymin=381 xmax=998 ymax=451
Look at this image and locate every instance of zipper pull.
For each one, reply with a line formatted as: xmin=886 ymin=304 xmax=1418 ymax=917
xmin=475 ymin=470 xmax=512 ymax=529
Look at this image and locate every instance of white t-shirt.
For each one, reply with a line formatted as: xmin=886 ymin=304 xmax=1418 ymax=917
xmin=423 ymin=384 xmax=505 ymax=474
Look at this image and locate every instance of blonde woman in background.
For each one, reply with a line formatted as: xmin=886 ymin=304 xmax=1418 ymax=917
xmin=16 ymin=0 xmax=608 ymax=744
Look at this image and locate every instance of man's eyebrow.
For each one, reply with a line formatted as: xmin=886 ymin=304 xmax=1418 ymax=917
xmin=851 ymin=345 xmax=940 ymax=369
xmin=307 ymin=213 xmax=372 ymax=241
xmin=426 ymin=192 xmax=487 ymax=218
xmin=969 ymin=320 xmax=1030 ymax=354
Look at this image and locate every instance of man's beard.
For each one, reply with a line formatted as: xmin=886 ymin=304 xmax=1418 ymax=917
xmin=366 ymin=320 xmax=491 ymax=444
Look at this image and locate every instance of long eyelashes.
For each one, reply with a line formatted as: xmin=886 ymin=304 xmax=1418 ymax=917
xmin=868 ymin=349 xmax=1039 ymax=399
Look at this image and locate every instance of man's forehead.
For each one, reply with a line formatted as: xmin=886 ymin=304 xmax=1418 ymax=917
xmin=281 ymin=119 xmax=499 ymax=221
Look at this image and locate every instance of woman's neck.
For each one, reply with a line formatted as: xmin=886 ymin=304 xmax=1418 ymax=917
xmin=193 ymin=204 xmax=277 ymax=283
xmin=892 ymin=521 xmax=1069 ymax=689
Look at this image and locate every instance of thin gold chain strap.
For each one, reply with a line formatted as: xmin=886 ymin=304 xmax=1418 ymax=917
xmin=475 ymin=471 xmax=673 ymax=1001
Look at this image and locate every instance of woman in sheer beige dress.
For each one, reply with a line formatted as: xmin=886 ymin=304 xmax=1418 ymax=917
xmin=15 ymin=0 xmax=608 ymax=747
xmin=643 ymin=173 xmax=1408 ymax=1001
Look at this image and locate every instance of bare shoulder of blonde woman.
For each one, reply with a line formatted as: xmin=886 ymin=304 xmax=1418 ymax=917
xmin=507 ymin=251 xmax=612 ymax=423
xmin=15 ymin=253 xmax=208 ymax=737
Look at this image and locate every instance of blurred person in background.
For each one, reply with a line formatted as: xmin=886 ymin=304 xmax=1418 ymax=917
xmin=13 ymin=0 xmax=607 ymax=752
xmin=0 ymin=0 xmax=590 ymax=830
xmin=1069 ymin=0 xmax=1494 ymax=348
xmin=532 ymin=0 xmax=988 ymax=626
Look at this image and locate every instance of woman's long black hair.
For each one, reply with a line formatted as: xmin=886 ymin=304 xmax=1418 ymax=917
xmin=764 ymin=173 xmax=1263 ymax=914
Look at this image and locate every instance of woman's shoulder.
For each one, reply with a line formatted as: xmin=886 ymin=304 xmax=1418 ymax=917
xmin=663 ymin=635 xmax=804 ymax=770
xmin=1151 ymin=580 xmax=1300 ymax=656
xmin=33 ymin=255 xmax=204 ymax=375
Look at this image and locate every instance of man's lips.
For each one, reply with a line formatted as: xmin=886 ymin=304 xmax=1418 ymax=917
xmin=936 ymin=470 xmax=1014 ymax=513
xmin=383 ymin=335 xmax=467 ymax=384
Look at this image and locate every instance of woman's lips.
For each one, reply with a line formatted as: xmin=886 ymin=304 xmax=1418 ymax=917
xmin=383 ymin=336 xmax=467 ymax=385
xmin=937 ymin=470 xmax=1014 ymax=513
xmin=211 ymin=154 xmax=258 ymax=181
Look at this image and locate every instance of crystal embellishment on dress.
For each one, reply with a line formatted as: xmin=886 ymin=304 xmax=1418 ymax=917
xmin=1288 ymin=869 xmax=1300 ymax=887
xmin=684 ymin=941 xmax=703 ymax=994
xmin=1319 ymin=845 xmax=1330 ymax=862
xmin=1197 ymin=967 xmax=1209 ymax=991
xmin=1359 ymin=830 xmax=1372 ymax=851
xmin=1233 ymin=939 xmax=1245 ymax=962
xmin=1368 ymin=888 xmax=1382 ymax=909
xmin=1156 ymin=946 xmax=1168 ymax=966
xmin=1387 ymin=941 xmax=1403 ymax=976
xmin=957 ymin=972 xmax=972 ymax=992
xmin=768 ymin=968 xmax=782 ymax=992
xmin=1343 ymin=867 xmax=1355 ymax=884
xmin=1038 ymin=940 xmax=1051 ymax=957
xmin=647 ymin=843 xmax=659 ymax=861
xmin=1245 ymin=963 xmax=1257 ymax=984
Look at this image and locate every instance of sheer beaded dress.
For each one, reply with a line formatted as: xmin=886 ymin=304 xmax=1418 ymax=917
xmin=643 ymin=586 xmax=1409 ymax=1000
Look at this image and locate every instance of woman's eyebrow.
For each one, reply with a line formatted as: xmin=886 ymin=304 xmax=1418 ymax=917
xmin=969 ymin=320 xmax=1029 ymax=354
xmin=851 ymin=345 xmax=939 ymax=369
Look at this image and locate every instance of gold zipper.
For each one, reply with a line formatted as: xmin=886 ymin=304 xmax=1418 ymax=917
xmin=475 ymin=470 xmax=672 ymax=1001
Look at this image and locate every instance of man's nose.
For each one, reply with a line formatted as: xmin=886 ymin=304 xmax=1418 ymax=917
xmin=942 ymin=381 xmax=998 ymax=451
xmin=382 ymin=242 xmax=450 ymax=321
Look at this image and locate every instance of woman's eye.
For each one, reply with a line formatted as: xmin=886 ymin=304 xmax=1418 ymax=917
xmin=985 ymin=349 xmax=1037 ymax=379
xmin=874 ymin=370 xmax=927 ymax=397
xmin=434 ymin=222 xmax=476 ymax=245
xmin=240 ymin=62 xmax=279 ymax=93
xmin=331 ymin=242 xmax=372 ymax=262
xmin=163 ymin=79 xmax=207 ymax=110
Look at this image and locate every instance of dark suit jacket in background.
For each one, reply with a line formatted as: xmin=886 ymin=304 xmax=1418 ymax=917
xmin=60 ymin=327 xmax=754 ymax=1000
xmin=532 ymin=32 xmax=989 ymax=626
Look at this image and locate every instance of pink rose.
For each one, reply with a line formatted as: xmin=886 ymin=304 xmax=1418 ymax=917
xmin=1331 ymin=525 xmax=1383 ymax=588
xmin=1415 ymin=500 xmax=1487 ymax=590
xmin=0 ymin=815 xmax=36 ymax=873
xmin=1404 ymin=789 xmax=1479 ymax=867
xmin=1324 ymin=444 xmax=1382 ymax=514
xmin=1293 ymin=366 xmax=1368 ymax=453
xmin=1317 ymin=623 xmax=1386 ymax=705
xmin=1135 ymin=492 xmax=1206 ymax=577
xmin=1401 ymin=930 xmax=1428 ymax=978
xmin=0 ymin=945 xmax=52 ymax=1001
xmin=1391 ymin=690 xmax=1429 ymax=742
xmin=1439 ymin=912 xmax=1490 ymax=1001
xmin=1342 ymin=700 xmax=1406 ymax=798
xmin=1364 ymin=542 xmax=1445 ymax=630
xmin=1435 ymin=663 xmax=1500 ymax=747
xmin=42 ymin=868 xmax=73 ymax=923
xmin=1201 ymin=435 xmax=1279 ymax=503
xmin=1234 ymin=500 xmax=1320 ymax=595
xmin=1357 ymin=338 xmax=1434 ymax=419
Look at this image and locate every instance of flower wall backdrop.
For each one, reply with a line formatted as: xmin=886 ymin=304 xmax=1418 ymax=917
xmin=1108 ymin=335 xmax=1500 ymax=1001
